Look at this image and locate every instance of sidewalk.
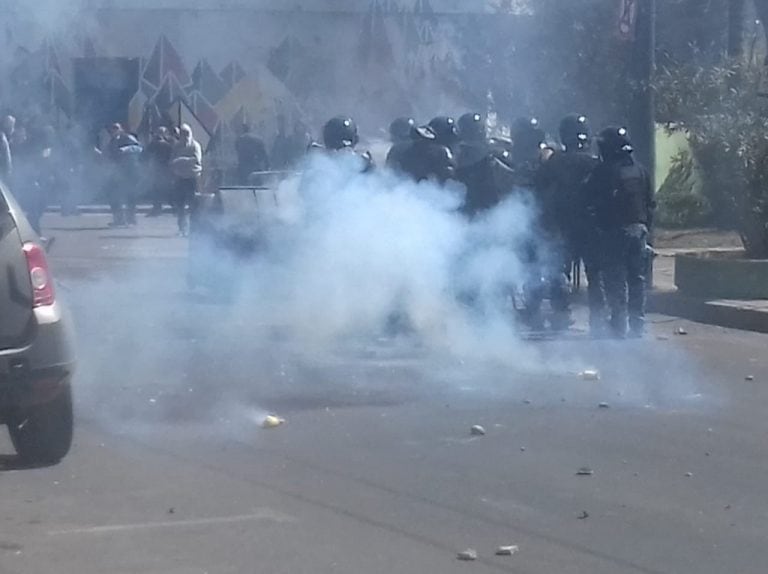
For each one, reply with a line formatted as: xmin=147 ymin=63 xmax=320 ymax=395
xmin=649 ymin=249 xmax=768 ymax=334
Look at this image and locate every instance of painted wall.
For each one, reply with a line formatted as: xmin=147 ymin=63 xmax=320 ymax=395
xmin=0 ymin=0 xmax=485 ymax=148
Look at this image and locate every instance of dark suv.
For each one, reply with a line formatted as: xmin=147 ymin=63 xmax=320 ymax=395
xmin=0 ymin=183 xmax=75 ymax=463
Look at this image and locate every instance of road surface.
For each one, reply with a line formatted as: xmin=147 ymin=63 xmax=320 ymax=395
xmin=1 ymin=214 xmax=767 ymax=574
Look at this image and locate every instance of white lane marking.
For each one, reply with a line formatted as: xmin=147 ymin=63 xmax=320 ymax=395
xmin=48 ymin=509 xmax=294 ymax=536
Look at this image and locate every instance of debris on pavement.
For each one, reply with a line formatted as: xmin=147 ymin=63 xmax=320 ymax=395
xmin=745 ymin=375 xmax=755 ymax=381
xmin=457 ymin=549 xmax=478 ymax=561
xmin=262 ymin=415 xmax=286 ymax=429
xmin=576 ymin=467 xmax=594 ymax=476
xmin=656 ymin=335 xmax=670 ymax=341
xmin=577 ymin=511 xmax=590 ymax=520
xmin=578 ymin=369 xmax=601 ymax=381
xmin=685 ymin=472 xmax=694 ymax=478
xmin=495 ymin=545 xmax=519 ymax=556
xmin=470 ymin=425 xmax=486 ymax=436
xmin=167 ymin=507 xmax=175 ymax=515
xmin=598 ymin=402 xmax=610 ymax=409
xmin=675 ymin=327 xmax=688 ymax=336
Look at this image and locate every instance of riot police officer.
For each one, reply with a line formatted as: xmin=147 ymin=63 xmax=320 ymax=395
xmin=507 ymin=117 xmax=551 ymax=329
xmin=455 ymin=112 xmax=512 ymax=216
xmin=428 ymin=116 xmax=459 ymax=152
xmin=319 ymin=116 xmax=374 ymax=172
xmin=537 ymin=114 xmax=601 ymax=331
xmin=387 ymin=124 xmax=455 ymax=184
xmin=510 ymin=117 xmax=547 ymax=185
xmin=586 ymin=126 xmax=655 ymax=338
xmin=389 ymin=117 xmax=416 ymax=145
xmin=386 ymin=117 xmax=416 ymax=174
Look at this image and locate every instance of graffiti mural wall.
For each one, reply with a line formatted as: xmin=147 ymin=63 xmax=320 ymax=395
xmin=0 ymin=0 xmax=490 ymax=149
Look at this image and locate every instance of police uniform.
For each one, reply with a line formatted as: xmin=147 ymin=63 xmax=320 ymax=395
xmin=387 ymin=125 xmax=455 ymax=183
xmin=507 ymin=118 xmax=552 ymax=329
xmin=454 ymin=113 xmax=512 ymax=215
xmin=586 ymin=127 xmax=655 ymax=338
xmin=319 ymin=116 xmax=375 ymax=173
xmin=537 ymin=114 xmax=600 ymax=330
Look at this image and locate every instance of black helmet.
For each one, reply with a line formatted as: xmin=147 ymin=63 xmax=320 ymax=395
xmin=457 ymin=112 xmax=486 ymax=142
xmin=511 ymin=117 xmax=545 ymax=154
xmin=597 ymin=126 xmax=633 ymax=158
xmin=389 ymin=117 xmax=416 ymax=143
xmin=323 ymin=116 xmax=359 ymax=150
xmin=428 ymin=116 xmax=458 ymax=146
xmin=511 ymin=116 xmax=540 ymax=138
xmin=559 ymin=114 xmax=591 ymax=150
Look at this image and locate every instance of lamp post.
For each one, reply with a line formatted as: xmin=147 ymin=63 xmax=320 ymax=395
xmin=619 ymin=0 xmax=656 ymax=287
xmin=626 ymin=0 xmax=656 ymax=189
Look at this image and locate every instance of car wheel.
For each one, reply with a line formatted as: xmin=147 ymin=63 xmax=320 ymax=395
xmin=9 ymin=385 xmax=74 ymax=464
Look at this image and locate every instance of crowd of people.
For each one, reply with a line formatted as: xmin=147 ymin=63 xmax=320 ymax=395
xmin=0 ymin=106 xmax=653 ymax=339
xmin=312 ymin=112 xmax=655 ymax=340
xmin=0 ymin=114 xmax=83 ymax=238
xmin=102 ymin=115 xmax=312 ymax=235
xmin=0 ymin=112 xmax=311 ymax=238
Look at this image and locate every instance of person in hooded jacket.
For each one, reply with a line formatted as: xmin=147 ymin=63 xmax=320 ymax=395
xmin=170 ymin=123 xmax=203 ymax=236
xmin=105 ymin=122 xmax=143 ymax=227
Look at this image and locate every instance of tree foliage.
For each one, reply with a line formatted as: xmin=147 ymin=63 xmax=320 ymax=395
xmin=655 ymin=58 xmax=768 ymax=257
xmin=656 ymin=150 xmax=711 ymax=228
xmin=455 ymin=0 xmax=630 ymax=128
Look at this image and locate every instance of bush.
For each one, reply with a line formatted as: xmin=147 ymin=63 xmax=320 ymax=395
xmin=656 ymin=150 xmax=712 ymax=228
xmin=655 ymin=60 xmax=768 ymax=257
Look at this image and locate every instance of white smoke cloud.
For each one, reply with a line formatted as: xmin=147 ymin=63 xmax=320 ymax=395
xmin=215 ymin=153 xmax=538 ymax=351
xmin=67 ymin=148 xmax=708 ymax=440
xmin=69 ymin=155 xmax=559 ymax=433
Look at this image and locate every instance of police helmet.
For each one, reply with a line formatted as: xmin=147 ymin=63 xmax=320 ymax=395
xmin=511 ymin=117 xmax=540 ymax=139
xmin=511 ymin=117 xmax=546 ymax=153
xmin=457 ymin=112 xmax=486 ymax=142
xmin=323 ymin=116 xmax=359 ymax=150
xmin=597 ymin=126 xmax=633 ymax=158
xmin=389 ymin=117 xmax=416 ymax=143
xmin=559 ymin=114 xmax=592 ymax=150
xmin=427 ymin=116 xmax=458 ymax=146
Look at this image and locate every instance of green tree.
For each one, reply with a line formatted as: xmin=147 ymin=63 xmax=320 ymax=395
xmin=656 ymin=59 xmax=768 ymax=257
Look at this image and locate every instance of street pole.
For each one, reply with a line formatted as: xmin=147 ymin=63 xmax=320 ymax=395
xmin=624 ymin=0 xmax=656 ymax=287
xmin=629 ymin=0 xmax=656 ymax=188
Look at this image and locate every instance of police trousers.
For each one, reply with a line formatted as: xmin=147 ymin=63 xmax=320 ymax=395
xmin=603 ymin=224 xmax=648 ymax=337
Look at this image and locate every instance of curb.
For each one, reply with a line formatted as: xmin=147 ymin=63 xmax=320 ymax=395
xmin=46 ymin=205 xmax=156 ymax=215
xmin=648 ymin=290 xmax=768 ymax=334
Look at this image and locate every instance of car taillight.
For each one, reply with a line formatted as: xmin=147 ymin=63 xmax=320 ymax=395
xmin=22 ymin=242 xmax=55 ymax=307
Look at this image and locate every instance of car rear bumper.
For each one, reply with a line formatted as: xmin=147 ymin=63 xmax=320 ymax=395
xmin=0 ymin=369 xmax=73 ymax=417
xmin=0 ymin=301 xmax=76 ymax=415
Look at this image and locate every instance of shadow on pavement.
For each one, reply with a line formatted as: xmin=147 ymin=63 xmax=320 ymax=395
xmin=46 ymin=226 xmax=111 ymax=232
xmin=98 ymin=234 xmax=181 ymax=240
xmin=0 ymin=454 xmax=55 ymax=472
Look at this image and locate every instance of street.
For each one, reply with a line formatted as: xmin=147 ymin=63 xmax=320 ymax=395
xmin=1 ymin=213 xmax=767 ymax=574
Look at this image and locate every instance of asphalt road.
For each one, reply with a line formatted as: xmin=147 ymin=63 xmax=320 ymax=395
xmin=1 ymin=213 xmax=767 ymax=574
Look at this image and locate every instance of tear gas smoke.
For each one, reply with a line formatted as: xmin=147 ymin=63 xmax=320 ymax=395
xmin=68 ymin=155 xmax=712 ymax=439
